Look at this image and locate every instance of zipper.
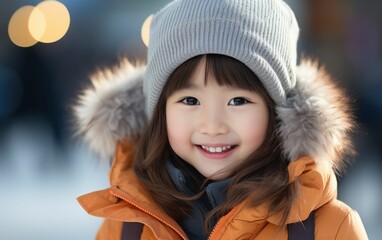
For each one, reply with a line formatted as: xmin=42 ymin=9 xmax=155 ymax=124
xmin=109 ymin=188 xmax=188 ymax=240
xmin=207 ymin=204 xmax=242 ymax=240
xmin=208 ymin=217 xmax=223 ymax=240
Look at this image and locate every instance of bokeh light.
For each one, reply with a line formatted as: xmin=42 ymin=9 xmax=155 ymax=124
xmin=8 ymin=6 xmax=38 ymax=47
xmin=28 ymin=6 xmax=47 ymax=41
xmin=8 ymin=1 xmax=70 ymax=47
xmin=141 ymin=15 xmax=152 ymax=47
xmin=33 ymin=0 xmax=70 ymax=43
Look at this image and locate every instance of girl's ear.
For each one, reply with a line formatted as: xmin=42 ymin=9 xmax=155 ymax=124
xmin=73 ymin=59 xmax=148 ymax=160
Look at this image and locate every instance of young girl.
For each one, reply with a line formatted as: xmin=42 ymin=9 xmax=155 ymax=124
xmin=75 ymin=0 xmax=368 ymax=239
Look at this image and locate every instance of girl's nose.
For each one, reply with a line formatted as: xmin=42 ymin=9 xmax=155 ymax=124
xmin=198 ymin=106 xmax=229 ymax=136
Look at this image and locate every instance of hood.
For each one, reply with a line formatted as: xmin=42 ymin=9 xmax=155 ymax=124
xmin=73 ymin=58 xmax=354 ymax=172
xmin=73 ymin=59 xmax=147 ymax=159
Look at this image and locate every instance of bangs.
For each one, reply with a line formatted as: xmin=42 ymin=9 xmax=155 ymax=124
xmin=204 ymin=54 xmax=262 ymax=92
xmin=163 ymin=54 xmax=268 ymax=99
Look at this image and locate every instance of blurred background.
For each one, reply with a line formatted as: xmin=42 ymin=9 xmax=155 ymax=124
xmin=0 ymin=0 xmax=381 ymax=239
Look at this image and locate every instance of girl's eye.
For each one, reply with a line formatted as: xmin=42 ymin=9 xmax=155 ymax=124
xmin=228 ymin=97 xmax=249 ymax=106
xmin=181 ymin=97 xmax=200 ymax=105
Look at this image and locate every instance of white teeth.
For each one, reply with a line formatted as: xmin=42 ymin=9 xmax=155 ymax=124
xmin=201 ymin=145 xmax=233 ymax=153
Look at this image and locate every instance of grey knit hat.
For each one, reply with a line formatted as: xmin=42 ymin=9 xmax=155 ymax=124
xmin=144 ymin=0 xmax=300 ymax=117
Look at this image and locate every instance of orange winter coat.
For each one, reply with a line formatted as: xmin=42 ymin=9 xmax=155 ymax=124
xmin=78 ymin=141 xmax=368 ymax=240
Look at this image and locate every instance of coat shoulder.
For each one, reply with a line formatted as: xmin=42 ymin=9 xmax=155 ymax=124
xmin=96 ymin=219 xmax=124 ymax=240
xmin=315 ymin=200 xmax=368 ymax=240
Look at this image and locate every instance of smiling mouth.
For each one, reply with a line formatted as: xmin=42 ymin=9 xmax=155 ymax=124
xmin=199 ymin=145 xmax=236 ymax=153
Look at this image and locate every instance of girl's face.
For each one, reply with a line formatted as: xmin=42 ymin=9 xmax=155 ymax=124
xmin=166 ymin=57 xmax=269 ymax=180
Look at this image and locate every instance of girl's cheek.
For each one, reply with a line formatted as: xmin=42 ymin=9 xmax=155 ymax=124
xmin=237 ymin=111 xmax=268 ymax=143
xmin=166 ymin=109 xmax=190 ymax=142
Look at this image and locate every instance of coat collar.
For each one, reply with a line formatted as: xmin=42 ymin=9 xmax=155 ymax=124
xmin=165 ymin=159 xmax=231 ymax=208
xmin=234 ymin=156 xmax=337 ymax=225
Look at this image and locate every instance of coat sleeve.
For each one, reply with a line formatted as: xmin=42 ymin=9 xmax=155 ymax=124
xmin=336 ymin=210 xmax=368 ymax=240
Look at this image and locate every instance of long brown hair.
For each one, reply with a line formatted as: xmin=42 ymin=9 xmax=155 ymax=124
xmin=134 ymin=54 xmax=294 ymax=229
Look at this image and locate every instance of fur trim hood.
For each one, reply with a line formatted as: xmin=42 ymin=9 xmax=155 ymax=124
xmin=74 ymin=59 xmax=354 ymax=171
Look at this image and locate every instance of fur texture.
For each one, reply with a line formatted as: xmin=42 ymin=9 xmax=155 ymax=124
xmin=277 ymin=60 xmax=354 ymax=171
xmin=74 ymin=58 xmax=354 ymax=170
xmin=73 ymin=59 xmax=147 ymax=160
